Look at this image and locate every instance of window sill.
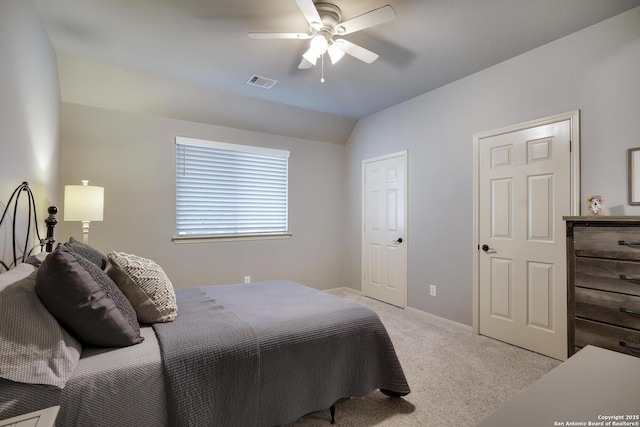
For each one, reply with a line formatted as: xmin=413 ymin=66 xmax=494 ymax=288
xmin=172 ymin=233 xmax=292 ymax=244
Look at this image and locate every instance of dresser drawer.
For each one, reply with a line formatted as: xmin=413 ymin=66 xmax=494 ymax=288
xmin=574 ymin=226 xmax=640 ymax=260
xmin=575 ymin=258 xmax=640 ymax=296
xmin=575 ymin=287 xmax=640 ymax=330
xmin=575 ymin=318 xmax=640 ymax=357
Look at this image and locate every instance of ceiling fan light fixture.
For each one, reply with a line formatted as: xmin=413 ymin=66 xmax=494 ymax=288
xmin=327 ymin=43 xmax=345 ymax=64
xmin=310 ymin=34 xmax=329 ymax=55
xmin=302 ymin=34 xmax=329 ymax=64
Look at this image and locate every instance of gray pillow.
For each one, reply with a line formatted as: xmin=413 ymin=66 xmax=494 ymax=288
xmin=0 ymin=262 xmax=34 ymax=291
xmin=65 ymin=237 xmax=108 ymax=269
xmin=106 ymin=252 xmax=177 ymax=324
xmin=0 ymin=264 xmax=81 ymax=388
xmin=36 ymin=245 xmax=143 ymax=347
xmin=24 ymin=251 xmax=49 ymax=268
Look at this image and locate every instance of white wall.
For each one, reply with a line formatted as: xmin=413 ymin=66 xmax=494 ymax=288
xmin=0 ymin=0 xmax=60 ymax=265
xmin=344 ymin=7 xmax=640 ymax=325
xmin=59 ymin=103 xmax=345 ymax=290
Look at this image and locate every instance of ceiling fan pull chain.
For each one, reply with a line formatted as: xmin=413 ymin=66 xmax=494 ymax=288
xmin=321 ymin=53 xmax=325 ymax=83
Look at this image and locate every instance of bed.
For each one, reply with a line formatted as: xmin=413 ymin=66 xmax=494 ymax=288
xmin=0 ymin=183 xmax=410 ymax=426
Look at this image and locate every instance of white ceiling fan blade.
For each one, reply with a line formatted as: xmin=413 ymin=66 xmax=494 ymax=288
xmin=333 ymin=39 xmax=379 ymax=63
xmin=295 ymin=0 xmax=323 ymax=30
xmin=249 ymin=32 xmax=310 ymax=40
xmin=334 ymin=5 xmax=396 ymax=35
xmin=298 ymin=57 xmax=314 ymax=69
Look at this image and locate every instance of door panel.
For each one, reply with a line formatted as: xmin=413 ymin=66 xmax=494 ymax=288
xmin=492 ymin=179 xmax=512 ymax=238
xmin=528 ymin=174 xmax=553 ymax=240
xmin=491 ymin=258 xmax=513 ymax=319
xmin=527 ymin=261 xmax=553 ymax=329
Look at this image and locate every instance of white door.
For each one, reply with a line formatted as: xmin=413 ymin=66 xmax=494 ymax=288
xmin=362 ymin=151 xmax=407 ymax=308
xmin=476 ymin=115 xmax=578 ymax=360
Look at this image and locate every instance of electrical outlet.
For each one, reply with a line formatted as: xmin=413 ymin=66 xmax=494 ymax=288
xmin=430 ymin=285 xmax=437 ymax=296
xmin=244 ymin=276 xmax=251 ymax=284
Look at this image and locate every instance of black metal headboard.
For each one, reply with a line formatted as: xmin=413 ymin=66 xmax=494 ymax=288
xmin=0 ymin=182 xmax=57 ymax=272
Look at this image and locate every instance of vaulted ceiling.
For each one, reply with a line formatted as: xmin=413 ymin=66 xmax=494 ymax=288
xmin=35 ymin=0 xmax=640 ymax=137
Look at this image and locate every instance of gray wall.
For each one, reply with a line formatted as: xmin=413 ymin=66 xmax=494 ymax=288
xmin=7 ymin=1 xmax=639 ymax=327
xmin=0 ymin=0 xmax=60 ymax=265
xmin=56 ymin=54 xmax=356 ymax=146
xmin=58 ymin=103 xmax=345 ymax=290
xmin=344 ymin=7 xmax=640 ymax=326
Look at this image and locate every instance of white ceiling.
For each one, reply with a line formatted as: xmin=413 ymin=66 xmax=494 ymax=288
xmin=34 ymin=0 xmax=640 ymax=120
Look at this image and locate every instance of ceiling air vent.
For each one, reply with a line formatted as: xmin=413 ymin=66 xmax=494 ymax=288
xmin=246 ymin=75 xmax=278 ymax=89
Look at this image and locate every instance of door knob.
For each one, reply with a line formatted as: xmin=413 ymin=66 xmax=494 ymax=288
xmin=481 ymin=244 xmax=496 ymax=254
xmin=394 ymin=237 xmax=403 ymax=244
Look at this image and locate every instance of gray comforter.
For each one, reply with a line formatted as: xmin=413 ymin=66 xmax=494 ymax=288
xmin=154 ymin=281 xmax=410 ymax=427
xmin=152 ymin=287 xmax=261 ymax=427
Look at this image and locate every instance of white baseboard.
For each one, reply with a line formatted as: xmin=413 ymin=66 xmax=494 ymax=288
xmin=405 ymin=306 xmax=473 ymax=332
xmin=324 ymin=287 xmax=362 ymax=296
xmin=325 ymin=287 xmax=473 ymax=332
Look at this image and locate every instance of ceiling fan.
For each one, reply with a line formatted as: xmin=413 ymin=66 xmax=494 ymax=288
xmin=248 ymin=0 xmax=396 ymax=70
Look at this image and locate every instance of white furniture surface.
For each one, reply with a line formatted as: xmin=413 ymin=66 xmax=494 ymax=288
xmin=0 ymin=406 xmax=59 ymax=427
xmin=474 ymin=345 xmax=640 ymax=427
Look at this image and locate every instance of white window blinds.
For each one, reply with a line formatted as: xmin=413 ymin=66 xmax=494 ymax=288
xmin=176 ymin=137 xmax=289 ymax=238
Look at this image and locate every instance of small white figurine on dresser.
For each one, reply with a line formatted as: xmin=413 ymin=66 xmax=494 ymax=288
xmin=586 ymin=195 xmax=604 ymax=215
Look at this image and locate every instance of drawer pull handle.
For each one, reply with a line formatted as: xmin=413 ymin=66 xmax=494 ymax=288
xmin=618 ymin=240 xmax=640 ymax=248
xmin=619 ymin=341 xmax=640 ymax=352
xmin=619 ymin=307 xmax=640 ymax=316
xmin=619 ymin=274 xmax=640 ymax=283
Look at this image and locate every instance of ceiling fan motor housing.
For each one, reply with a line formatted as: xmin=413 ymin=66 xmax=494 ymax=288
xmin=314 ymin=3 xmax=342 ymax=35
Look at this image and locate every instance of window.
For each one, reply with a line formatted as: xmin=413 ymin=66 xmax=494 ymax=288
xmin=175 ymin=137 xmax=290 ymax=240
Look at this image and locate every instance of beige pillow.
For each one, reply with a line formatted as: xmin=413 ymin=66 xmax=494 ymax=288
xmin=106 ymin=252 xmax=177 ymax=324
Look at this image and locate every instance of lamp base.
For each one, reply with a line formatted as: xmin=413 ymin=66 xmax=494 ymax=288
xmin=81 ymin=220 xmax=91 ymax=244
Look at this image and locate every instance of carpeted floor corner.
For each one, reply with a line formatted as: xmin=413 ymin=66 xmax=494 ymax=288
xmin=285 ymin=290 xmax=561 ymax=426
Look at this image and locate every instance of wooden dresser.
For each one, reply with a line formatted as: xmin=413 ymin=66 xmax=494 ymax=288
xmin=565 ymin=216 xmax=640 ymax=358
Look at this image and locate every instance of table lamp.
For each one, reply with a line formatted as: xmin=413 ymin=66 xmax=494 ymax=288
xmin=64 ymin=180 xmax=104 ymax=244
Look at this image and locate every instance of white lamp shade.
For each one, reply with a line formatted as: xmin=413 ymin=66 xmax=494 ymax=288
xmin=64 ymin=183 xmax=104 ymax=221
xmin=302 ymin=47 xmax=319 ymax=65
xmin=309 ymin=34 xmax=328 ymax=55
xmin=302 ymin=34 xmax=329 ymax=64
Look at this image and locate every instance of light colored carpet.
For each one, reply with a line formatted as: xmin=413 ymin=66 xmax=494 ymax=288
xmin=286 ymin=290 xmax=561 ymax=426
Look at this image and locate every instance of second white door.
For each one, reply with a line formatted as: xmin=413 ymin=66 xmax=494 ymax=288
xmin=362 ymin=151 xmax=407 ymax=308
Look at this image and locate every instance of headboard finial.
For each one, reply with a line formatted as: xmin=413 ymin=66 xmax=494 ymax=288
xmin=44 ymin=206 xmax=58 ymax=252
